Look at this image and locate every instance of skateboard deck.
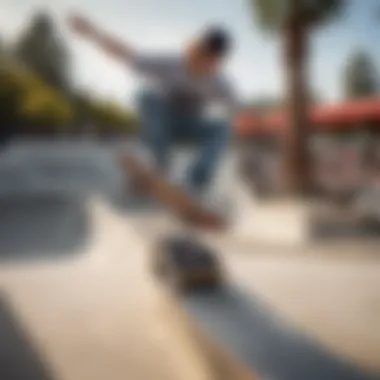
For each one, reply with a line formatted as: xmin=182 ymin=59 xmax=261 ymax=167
xmin=119 ymin=153 xmax=227 ymax=231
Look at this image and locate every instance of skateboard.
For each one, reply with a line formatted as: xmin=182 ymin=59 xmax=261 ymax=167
xmin=119 ymin=153 xmax=228 ymax=231
xmin=119 ymin=152 xmax=227 ymax=291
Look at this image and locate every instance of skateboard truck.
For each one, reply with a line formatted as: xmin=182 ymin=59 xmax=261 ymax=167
xmin=152 ymin=226 xmax=225 ymax=293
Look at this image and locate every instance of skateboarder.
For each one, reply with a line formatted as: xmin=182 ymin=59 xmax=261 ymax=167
xmin=68 ymin=13 xmax=237 ymax=200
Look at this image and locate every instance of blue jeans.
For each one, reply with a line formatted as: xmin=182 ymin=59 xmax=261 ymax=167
xmin=138 ymin=91 xmax=230 ymax=192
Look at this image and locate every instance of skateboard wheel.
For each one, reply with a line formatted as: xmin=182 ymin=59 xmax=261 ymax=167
xmin=152 ymin=236 xmax=223 ymax=292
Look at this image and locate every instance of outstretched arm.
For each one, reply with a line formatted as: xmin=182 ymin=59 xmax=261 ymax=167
xmin=67 ymin=13 xmax=135 ymax=62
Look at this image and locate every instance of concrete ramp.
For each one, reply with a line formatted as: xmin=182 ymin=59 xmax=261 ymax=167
xmin=1 ymin=141 xmax=378 ymax=379
xmin=0 ymin=198 xmax=236 ymax=380
xmin=128 ymin=210 xmax=379 ymax=380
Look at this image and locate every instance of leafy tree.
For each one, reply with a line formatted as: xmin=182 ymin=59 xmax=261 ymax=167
xmin=250 ymin=89 xmax=321 ymax=116
xmin=90 ymin=99 xmax=137 ymax=135
xmin=0 ymin=36 xmax=5 ymax=56
xmin=0 ymin=69 xmax=24 ymax=143
xmin=343 ymin=50 xmax=379 ymax=99
xmin=14 ymin=11 xmax=71 ymax=93
xmin=71 ymin=91 xmax=94 ymax=132
xmin=0 ymin=35 xmax=10 ymax=66
xmin=251 ymin=96 xmax=284 ymax=114
xmin=0 ymin=64 xmax=74 ymax=136
xmin=0 ymin=62 xmax=135 ymax=138
xmin=250 ymin=0 xmax=344 ymax=195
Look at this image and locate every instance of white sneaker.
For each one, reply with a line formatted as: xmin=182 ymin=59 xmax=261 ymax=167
xmin=185 ymin=184 xmax=234 ymax=224
xmin=204 ymin=190 xmax=235 ymax=223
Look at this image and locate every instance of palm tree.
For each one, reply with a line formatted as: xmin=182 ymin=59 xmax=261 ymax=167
xmin=250 ymin=0 xmax=344 ymax=196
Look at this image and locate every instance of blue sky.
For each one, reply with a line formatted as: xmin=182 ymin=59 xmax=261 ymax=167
xmin=1 ymin=0 xmax=379 ymax=108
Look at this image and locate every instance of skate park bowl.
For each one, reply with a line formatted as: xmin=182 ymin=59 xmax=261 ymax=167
xmin=0 ymin=140 xmax=379 ymax=379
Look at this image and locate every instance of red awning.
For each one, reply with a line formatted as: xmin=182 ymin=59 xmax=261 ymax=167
xmin=236 ymin=97 xmax=380 ymax=136
xmin=312 ymin=98 xmax=380 ymax=126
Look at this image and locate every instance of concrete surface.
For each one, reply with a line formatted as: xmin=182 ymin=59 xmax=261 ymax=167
xmin=181 ymin=286 xmax=377 ymax=380
xmin=225 ymin=253 xmax=380 ymax=375
xmin=127 ymin=150 xmax=380 ymax=377
xmin=0 ymin=140 xmax=379 ymax=379
xmin=132 ymin=212 xmax=380 ymax=377
xmin=0 ymin=202 xmax=255 ymax=380
xmin=0 ymin=199 xmax=218 ymax=380
xmin=0 ymin=142 xmax=256 ymax=380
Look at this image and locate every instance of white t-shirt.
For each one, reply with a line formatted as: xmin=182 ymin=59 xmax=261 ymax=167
xmin=131 ymin=53 xmax=237 ymax=117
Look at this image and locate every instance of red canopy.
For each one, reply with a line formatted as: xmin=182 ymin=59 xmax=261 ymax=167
xmin=312 ymin=97 xmax=380 ymax=126
xmin=236 ymin=97 xmax=380 ymax=136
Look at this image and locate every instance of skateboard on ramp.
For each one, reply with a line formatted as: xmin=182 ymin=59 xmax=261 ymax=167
xmin=119 ymin=154 xmax=228 ymax=231
xmin=119 ymin=152 xmax=227 ymax=291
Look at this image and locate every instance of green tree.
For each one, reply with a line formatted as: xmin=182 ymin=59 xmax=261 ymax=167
xmin=250 ymin=90 xmax=321 ymax=116
xmin=0 ymin=64 xmax=74 ymax=135
xmin=250 ymin=0 xmax=344 ymax=195
xmin=0 ymin=35 xmax=9 ymax=65
xmin=251 ymin=96 xmax=284 ymax=114
xmin=0 ymin=36 xmax=5 ymax=55
xmin=72 ymin=92 xmax=94 ymax=132
xmin=14 ymin=11 xmax=71 ymax=93
xmin=90 ymin=99 xmax=137 ymax=135
xmin=343 ymin=50 xmax=379 ymax=99
xmin=0 ymin=69 xmax=24 ymax=143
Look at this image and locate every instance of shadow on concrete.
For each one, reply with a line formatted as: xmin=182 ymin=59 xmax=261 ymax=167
xmin=0 ymin=194 xmax=91 ymax=263
xmin=0 ymin=294 xmax=56 ymax=380
xmin=182 ymin=286 xmax=379 ymax=380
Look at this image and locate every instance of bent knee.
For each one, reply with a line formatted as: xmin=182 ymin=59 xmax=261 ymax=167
xmin=203 ymin=118 xmax=231 ymax=141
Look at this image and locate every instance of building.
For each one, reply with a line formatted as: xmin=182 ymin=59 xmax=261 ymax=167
xmin=235 ymin=97 xmax=380 ymax=137
xmin=235 ymin=97 xmax=380 ymax=197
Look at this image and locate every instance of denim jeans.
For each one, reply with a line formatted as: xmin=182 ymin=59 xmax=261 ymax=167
xmin=137 ymin=90 xmax=230 ymax=192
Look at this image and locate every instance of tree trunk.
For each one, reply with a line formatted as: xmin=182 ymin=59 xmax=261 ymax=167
xmin=282 ymin=17 xmax=311 ymax=197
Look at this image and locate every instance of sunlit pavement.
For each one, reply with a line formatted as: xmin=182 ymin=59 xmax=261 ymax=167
xmin=0 ymin=198 xmax=217 ymax=380
xmin=225 ymin=252 xmax=380 ymax=374
xmin=132 ymin=212 xmax=380 ymax=378
xmin=0 ymin=142 xmax=217 ymax=380
xmin=0 ymin=140 xmax=379 ymax=379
